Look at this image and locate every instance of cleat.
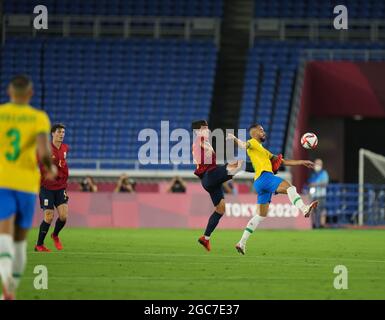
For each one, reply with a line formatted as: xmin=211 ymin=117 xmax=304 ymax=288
xmin=51 ymin=233 xmax=63 ymax=250
xmin=198 ymin=236 xmax=211 ymax=252
xmin=34 ymin=245 xmax=51 ymax=252
xmin=235 ymin=243 xmax=246 ymax=255
xmin=304 ymin=201 xmax=319 ymax=218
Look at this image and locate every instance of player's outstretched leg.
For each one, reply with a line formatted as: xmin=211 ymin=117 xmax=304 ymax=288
xmin=236 ymin=204 xmax=269 ymax=255
xmin=198 ymin=199 xmax=225 ymax=252
xmin=277 ymin=181 xmax=319 ymax=217
xmin=226 ymin=160 xmax=244 ymax=176
xmin=35 ymin=210 xmax=54 ymax=252
xmin=51 ymin=204 xmax=67 ymax=250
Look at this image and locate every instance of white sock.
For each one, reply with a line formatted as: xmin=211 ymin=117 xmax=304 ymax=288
xmin=239 ymin=215 xmax=265 ymax=245
xmin=0 ymin=234 xmax=14 ymax=291
xmin=11 ymin=241 xmax=27 ymax=291
xmin=204 ymin=236 xmax=210 ymax=240
xmin=287 ymin=186 xmax=307 ymax=214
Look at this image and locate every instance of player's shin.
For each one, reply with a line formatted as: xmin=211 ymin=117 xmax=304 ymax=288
xmin=11 ymin=241 xmax=26 ymax=291
xmin=204 ymin=212 xmax=223 ymax=240
xmin=53 ymin=218 xmax=66 ymax=236
xmin=287 ymin=186 xmax=307 ymax=214
xmin=239 ymin=214 xmax=265 ymax=245
xmin=37 ymin=220 xmax=51 ymax=245
xmin=0 ymin=234 xmax=14 ymax=291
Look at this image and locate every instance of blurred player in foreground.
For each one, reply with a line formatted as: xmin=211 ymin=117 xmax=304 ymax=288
xmin=191 ymin=120 xmax=243 ymax=251
xmin=35 ymin=123 xmax=69 ymax=252
xmin=227 ymin=124 xmax=319 ymax=255
xmin=0 ymin=75 xmax=56 ymax=299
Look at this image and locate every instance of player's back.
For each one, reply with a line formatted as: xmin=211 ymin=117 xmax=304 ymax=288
xmin=0 ymin=102 xmax=50 ymax=194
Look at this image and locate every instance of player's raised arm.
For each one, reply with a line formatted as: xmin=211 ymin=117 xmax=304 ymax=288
xmin=226 ymin=133 xmax=250 ymax=149
xmin=282 ymin=158 xmax=314 ymax=168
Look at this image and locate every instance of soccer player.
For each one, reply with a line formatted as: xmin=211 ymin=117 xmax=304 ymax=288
xmin=227 ymin=124 xmax=319 ymax=255
xmin=191 ymin=120 xmax=243 ymax=251
xmin=0 ymin=75 xmax=56 ymax=299
xmin=35 ymin=123 xmax=69 ymax=252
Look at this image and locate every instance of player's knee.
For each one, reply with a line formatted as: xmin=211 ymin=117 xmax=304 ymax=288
xmin=215 ymin=201 xmax=226 ymax=214
xmin=57 ymin=206 xmax=68 ymax=221
xmin=59 ymin=213 xmax=67 ymax=222
xmin=278 ymin=180 xmax=292 ymax=193
xmin=44 ymin=211 xmax=54 ymax=224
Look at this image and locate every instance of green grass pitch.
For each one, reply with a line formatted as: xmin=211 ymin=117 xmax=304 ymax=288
xmin=17 ymin=228 xmax=385 ymax=300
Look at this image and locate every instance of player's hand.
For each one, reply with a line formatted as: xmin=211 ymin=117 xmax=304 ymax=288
xmin=302 ymin=160 xmax=315 ymax=168
xmin=226 ymin=133 xmax=236 ymax=141
xmin=45 ymin=165 xmax=58 ymax=181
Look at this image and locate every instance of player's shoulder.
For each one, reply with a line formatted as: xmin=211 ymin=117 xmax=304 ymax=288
xmin=62 ymin=143 xmax=70 ymax=151
xmin=247 ymin=138 xmax=261 ymax=148
xmin=0 ymin=102 xmax=11 ymax=111
xmin=31 ymin=107 xmax=49 ymax=119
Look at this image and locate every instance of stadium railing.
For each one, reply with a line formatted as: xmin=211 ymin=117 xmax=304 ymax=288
xmin=249 ymin=19 xmax=385 ymax=45
xmin=2 ymin=15 xmax=221 ymax=46
xmin=67 ymin=158 xmax=292 ymax=181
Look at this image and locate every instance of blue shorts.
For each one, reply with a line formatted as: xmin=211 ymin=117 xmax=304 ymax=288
xmin=201 ymin=164 xmax=232 ymax=206
xmin=0 ymin=188 xmax=37 ymax=229
xmin=253 ymin=172 xmax=283 ymax=204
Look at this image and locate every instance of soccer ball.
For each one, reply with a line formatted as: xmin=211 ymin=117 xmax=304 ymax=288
xmin=301 ymin=132 xmax=318 ymax=149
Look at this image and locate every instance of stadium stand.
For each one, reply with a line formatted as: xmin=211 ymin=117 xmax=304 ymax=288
xmin=324 ymin=183 xmax=385 ymax=226
xmin=0 ymin=38 xmax=217 ymax=169
xmin=239 ymin=40 xmax=385 ymax=156
xmin=3 ymin=0 xmax=223 ymax=17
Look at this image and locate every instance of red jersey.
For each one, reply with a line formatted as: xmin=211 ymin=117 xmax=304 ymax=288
xmin=40 ymin=143 xmax=69 ymax=190
xmin=192 ymin=136 xmax=217 ymax=178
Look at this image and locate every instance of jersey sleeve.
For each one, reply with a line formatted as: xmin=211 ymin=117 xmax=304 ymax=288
xmin=36 ymin=111 xmax=51 ymax=135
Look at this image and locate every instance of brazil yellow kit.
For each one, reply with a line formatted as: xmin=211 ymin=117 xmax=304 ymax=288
xmin=246 ymin=138 xmax=274 ymax=180
xmin=0 ymin=102 xmax=51 ymax=194
xmin=247 ymin=138 xmax=283 ymax=204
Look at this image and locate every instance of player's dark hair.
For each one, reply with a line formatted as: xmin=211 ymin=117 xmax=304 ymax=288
xmin=248 ymin=123 xmax=261 ymax=131
xmin=9 ymin=74 xmax=33 ymax=91
xmin=51 ymin=123 xmax=66 ymax=134
xmin=191 ymin=120 xmax=208 ymax=130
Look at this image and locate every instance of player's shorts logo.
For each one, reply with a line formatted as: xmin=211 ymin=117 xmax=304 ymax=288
xmin=44 ymin=199 xmax=49 ymax=206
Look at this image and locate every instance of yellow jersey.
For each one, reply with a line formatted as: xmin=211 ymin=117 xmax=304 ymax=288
xmin=0 ymin=103 xmax=51 ymax=194
xmin=247 ymin=138 xmax=273 ymax=180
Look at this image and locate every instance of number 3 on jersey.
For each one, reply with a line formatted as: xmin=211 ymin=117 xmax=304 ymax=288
xmin=5 ymin=128 xmax=21 ymax=161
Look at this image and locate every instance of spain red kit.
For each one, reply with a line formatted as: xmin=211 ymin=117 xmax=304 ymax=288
xmin=192 ymin=136 xmax=217 ymax=178
xmin=40 ymin=143 xmax=69 ymax=190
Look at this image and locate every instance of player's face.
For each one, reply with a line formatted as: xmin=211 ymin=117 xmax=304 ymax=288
xmin=53 ymin=128 xmax=65 ymax=142
xmin=250 ymin=126 xmax=266 ymax=142
xmin=258 ymin=126 xmax=267 ymax=142
xmin=199 ymin=126 xmax=210 ymax=139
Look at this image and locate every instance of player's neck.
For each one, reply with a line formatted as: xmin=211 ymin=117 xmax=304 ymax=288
xmin=10 ymin=99 xmax=29 ymax=105
xmin=52 ymin=141 xmax=62 ymax=149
